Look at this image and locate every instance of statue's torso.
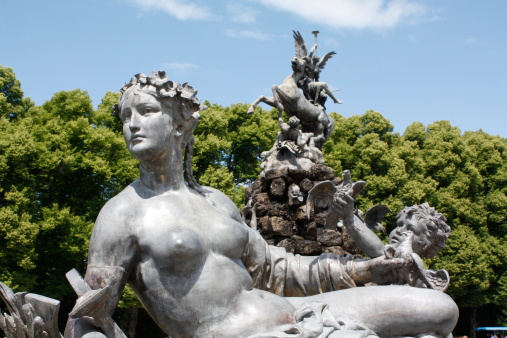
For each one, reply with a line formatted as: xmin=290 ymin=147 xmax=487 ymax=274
xmin=114 ymin=183 xmax=295 ymax=337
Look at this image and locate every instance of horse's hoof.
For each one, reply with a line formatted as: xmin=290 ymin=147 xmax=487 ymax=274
xmin=247 ymin=107 xmax=255 ymax=114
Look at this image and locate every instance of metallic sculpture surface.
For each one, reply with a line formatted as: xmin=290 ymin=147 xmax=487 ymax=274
xmin=248 ymin=31 xmax=339 ymax=150
xmin=307 ymin=175 xmax=451 ymax=291
xmin=60 ymin=71 xmax=458 ymax=338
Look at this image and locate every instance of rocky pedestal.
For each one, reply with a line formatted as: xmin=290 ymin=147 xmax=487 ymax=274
xmin=243 ymin=164 xmax=363 ymax=256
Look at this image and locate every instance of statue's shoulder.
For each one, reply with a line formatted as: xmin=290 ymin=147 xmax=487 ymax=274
xmin=95 ymin=181 xmax=140 ymax=226
xmin=202 ymin=186 xmax=243 ymax=223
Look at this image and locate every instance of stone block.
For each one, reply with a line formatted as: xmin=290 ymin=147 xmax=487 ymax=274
xmin=268 ymin=202 xmax=289 ymax=217
xmin=270 ymin=178 xmax=286 ymax=197
xmin=288 ymin=168 xmax=308 ymax=183
xmin=258 ymin=216 xmax=272 ymax=234
xmin=299 ymin=178 xmax=314 ymax=192
xmin=309 ymin=164 xmax=335 ymax=181
xmin=317 ymin=228 xmax=342 ymax=246
xmin=322 ymin=246 xmax=350 ymax=255
xmin=277 ymin=239 xmax=296 ymax=253
xmin=305 ymin=221 xmax=317 ymax=241
xmin=314 ymin=212 xmax=328 ymax=227
xmin=253 ymin=193 xmax=270 ymax=217
xmin=294 ymin=238 xmax=322 ymax=255
xmin=271 ymin=216 xmax=293 ymax=237
xmin=265 ymin=167 xmax=289 ymax=181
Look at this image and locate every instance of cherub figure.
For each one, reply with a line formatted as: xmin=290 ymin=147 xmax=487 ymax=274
xmin=276 ymin=115 xmax=314 ymax=153
xmin=307 ymin=172 xmax=451 ymax=291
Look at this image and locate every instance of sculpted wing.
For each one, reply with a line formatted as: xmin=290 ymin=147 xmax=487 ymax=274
xmin=324 ymin=207 xmax=342 ymax=230
xmin=364 ymin=204 xmax=390 ymax=234
xmin=293 ymin=30 xmax=308 ymax=58
xmin=423 ymin=269 xmax=450 ymax=292
xmin=317 ymin=51 xmax=336 ymax=70
xmin=306 ymin=181 xmax=336 ymax=220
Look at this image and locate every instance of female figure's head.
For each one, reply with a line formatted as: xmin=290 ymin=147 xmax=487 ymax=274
xmin=113 ymin=71 xmax=206 ymax=191
xmin=389 ymin=203 xmax=450 ymax=258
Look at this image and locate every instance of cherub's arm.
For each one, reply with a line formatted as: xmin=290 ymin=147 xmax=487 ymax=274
xmin=242 ymin=226 xmax=410 ymax=296
xmin=337 ymin=194 xmax=385 ymax=258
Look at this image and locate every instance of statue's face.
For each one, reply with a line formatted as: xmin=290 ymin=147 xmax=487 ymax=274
xmin=119 ymin=91 xmax=174 ymax=162
xmin=389 ymin=213 xmax=441 ymax=257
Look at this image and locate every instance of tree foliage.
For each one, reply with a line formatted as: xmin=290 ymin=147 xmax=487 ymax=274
xmin=0 ymin=68 xmax=138 ymax=301
xmin=192 ymin=102 xmax=278 ymax=205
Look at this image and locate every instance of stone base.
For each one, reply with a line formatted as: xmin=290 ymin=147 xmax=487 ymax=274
xmin=243 ymin=164 xmax=363 ymax=256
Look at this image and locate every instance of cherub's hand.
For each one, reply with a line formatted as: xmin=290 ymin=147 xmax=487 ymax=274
xmin=331 ymin=192 xmax=355 ymax=220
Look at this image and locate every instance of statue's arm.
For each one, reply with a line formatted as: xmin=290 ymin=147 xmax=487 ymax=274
xmin=337 ymin=194 xmax=385 ymax=258
xmin=343 ymin=213 xmax=385 ymax=258
xmin=65 ymin=201 xmax=136 ymax=337
xmin=242 ymin=226 xmax=358 ymax=297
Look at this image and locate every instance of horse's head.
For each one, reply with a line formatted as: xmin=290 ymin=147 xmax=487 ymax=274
xmin=291 ymin=57 xmax=308 ymax=75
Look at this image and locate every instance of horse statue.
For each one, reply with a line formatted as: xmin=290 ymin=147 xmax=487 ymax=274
xmin=247 ymin=31 xmax=341 ymax=149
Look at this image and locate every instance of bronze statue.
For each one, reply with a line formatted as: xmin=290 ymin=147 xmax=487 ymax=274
xmin=247 ymin=31 xmax=340 ymax=149
xmin=63 ymin=71 xmax=458 ymax=338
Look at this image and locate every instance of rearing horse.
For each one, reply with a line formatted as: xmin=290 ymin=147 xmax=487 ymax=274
xmin=247 ymin=31 xmax=337 ymax=149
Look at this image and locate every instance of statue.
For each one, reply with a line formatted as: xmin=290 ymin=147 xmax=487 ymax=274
xmin=61 ymin=71 xmax=458 ymax=338
xmin=247 ymin=31 xmax=340 ymax=149
xmin=307 ymin=175 xmax=451 ymax=291
xmin=260 ymin=113 xmax=324 ymax=172
xmin=0 ymin=282 xmax=61 ymax=338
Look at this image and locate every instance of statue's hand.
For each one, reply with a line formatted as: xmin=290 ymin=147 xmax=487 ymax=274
xmin=331 ymin=193 xmax=355 ymax=220
xmin=384 ymin=232 xmax=427 ymax=287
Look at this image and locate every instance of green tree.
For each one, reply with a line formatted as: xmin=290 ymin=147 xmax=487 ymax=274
xmin=0 ymin=79 xmax=137 ymax=302
xmin=0 ymin=66 xmax=33 ymax=120
xmin=192 ymin=102 xmax=278 ymax=205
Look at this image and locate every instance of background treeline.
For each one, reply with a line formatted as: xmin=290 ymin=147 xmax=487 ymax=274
xmin=1 ymin=65 xmax=506 ymax=337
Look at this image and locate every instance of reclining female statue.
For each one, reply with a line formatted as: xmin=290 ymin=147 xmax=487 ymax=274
xmin=64 ymin=71 xmax=458 ymax=338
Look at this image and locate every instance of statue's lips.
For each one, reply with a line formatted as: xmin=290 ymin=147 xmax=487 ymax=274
xmin=130 ymin=135 xmax=145 ymax=143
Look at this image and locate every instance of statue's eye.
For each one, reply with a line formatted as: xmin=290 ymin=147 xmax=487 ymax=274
xmin=120 ymin=109 xmax=131 ymax=123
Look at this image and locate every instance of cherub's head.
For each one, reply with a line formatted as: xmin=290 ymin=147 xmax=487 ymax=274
xmin=288 ymin=116 xmax=300 ymax=128
xmin=388 ymin=203 xmax=450 ymax=258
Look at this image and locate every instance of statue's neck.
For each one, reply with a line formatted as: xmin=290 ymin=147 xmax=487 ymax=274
xmin=138 ymin=148 xmax=185 ymax=194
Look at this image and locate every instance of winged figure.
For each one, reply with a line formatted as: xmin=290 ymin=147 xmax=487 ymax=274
xmin=248 ymin=31 xmax=341 ymax=149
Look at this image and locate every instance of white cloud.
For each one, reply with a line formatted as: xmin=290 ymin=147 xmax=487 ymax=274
xmin=225 ymin=29 xmax=271 ymax=40
xmin=255 ymin=0 xmax=426 ymax=29
xmin=163 ymin=62 xmax=199 ymax=71
xmin=227 ymin=3 xmax=259 ymax=23
xmin=130 ymin=0 xmax=212 ymax=20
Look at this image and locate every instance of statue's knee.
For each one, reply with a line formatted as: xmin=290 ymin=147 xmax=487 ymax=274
xmin=428 ymin=292 xmax=459 ymax=335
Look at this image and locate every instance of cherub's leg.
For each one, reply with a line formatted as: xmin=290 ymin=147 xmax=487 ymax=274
xmin=287 ymin=286 xmax=458 ymax=338
xmin=315 ymin=83 xmax=342 ymax=104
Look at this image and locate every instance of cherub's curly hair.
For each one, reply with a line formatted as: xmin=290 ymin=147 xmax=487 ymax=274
xmin=113 ymin=71 xmax=207 ymax=195
xmin=396 ymin=202 xmax=450 ymax=258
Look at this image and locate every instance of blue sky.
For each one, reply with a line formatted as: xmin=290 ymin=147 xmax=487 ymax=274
xmin=2 ymin=0 xmax=507 ymax=137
